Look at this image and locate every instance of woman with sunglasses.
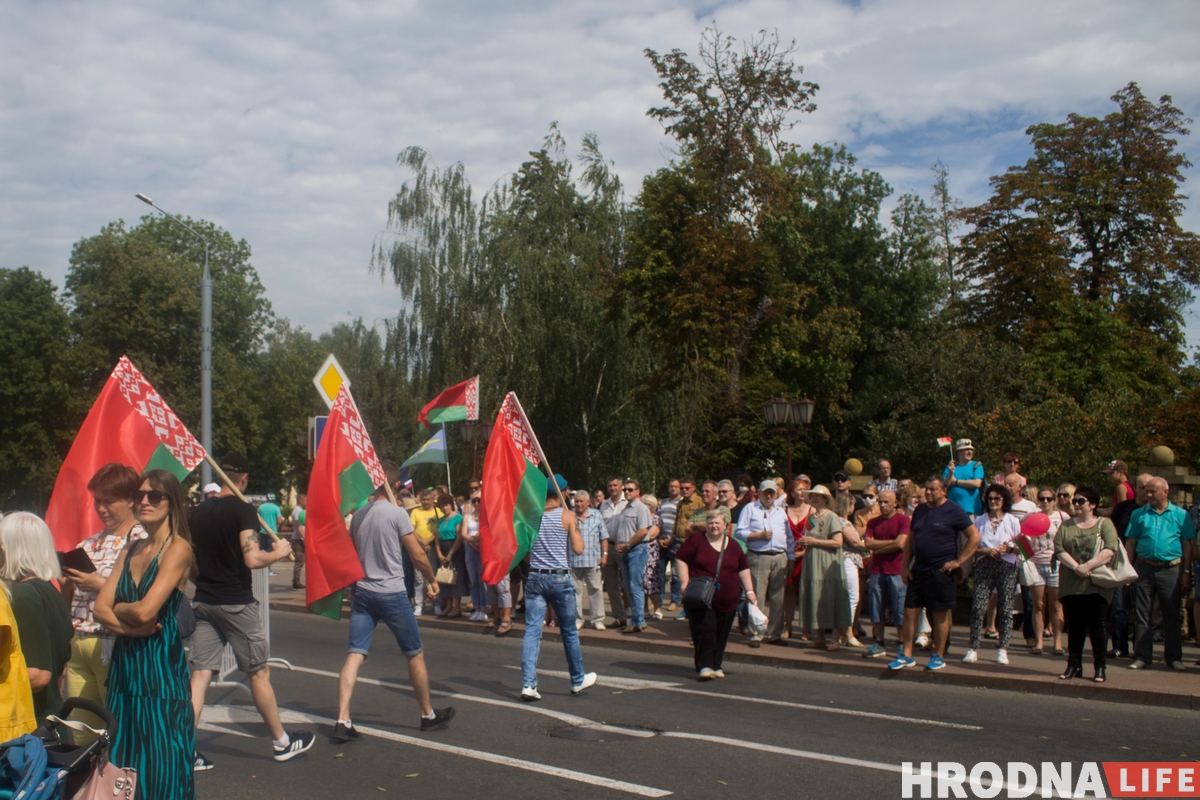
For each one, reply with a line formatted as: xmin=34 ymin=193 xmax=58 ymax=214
xmin=95 ymin=471 xmax=197 ymax=800
xmin=1032 ymin=486 xmax=1068 ymax=655
xmin=963 ymin=484 xmax=1022 ymax=665
xmin=1054 ymin=486 xmax=1118 ymax=683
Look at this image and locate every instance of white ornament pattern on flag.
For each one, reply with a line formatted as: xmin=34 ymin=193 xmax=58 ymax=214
xmin=498 ymin=392 xmax=540 ymax=465
xmin=332 ymin=386 xmax=388 ymax=487
xmin=466 ymin=376 xmax=479 ymax=421
xmin=111 ymin=356 xmax=207 ymax=469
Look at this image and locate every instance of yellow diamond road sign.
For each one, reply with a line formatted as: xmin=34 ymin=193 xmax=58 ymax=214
xmin=312 ymin=353 xmax=350 ymax=409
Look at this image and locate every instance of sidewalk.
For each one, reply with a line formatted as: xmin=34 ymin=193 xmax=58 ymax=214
xmin=265 ymin=572 xmax=1200 ymax=710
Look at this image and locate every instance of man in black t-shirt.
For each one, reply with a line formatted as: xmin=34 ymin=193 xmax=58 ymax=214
xmin=888 ymin=475 xmax=979 ymax=672
xmin=188 ymin=454 xmax=313 ymax=768
xmin=1107 ymin=473 xmax=1150 ymax=659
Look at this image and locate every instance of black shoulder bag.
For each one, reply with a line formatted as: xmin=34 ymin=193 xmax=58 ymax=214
xmin=682 ymin=535 xmax=728 ymax=610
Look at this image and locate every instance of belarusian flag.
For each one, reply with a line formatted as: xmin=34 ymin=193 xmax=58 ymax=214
xmin=46 ymin=356 xmax=206 ymax=551
xmin=417 ymin=376 xmax=478 ymax=427
xmin=1011 ymin=535 xmax=1035 ymax=561
xmin=936 ymin=437 xmax=953 ymax=448
xmin=479 ymin=392 xmax=548 ymax=583
xmin=305 ymin=385 xmax=386 ymax=619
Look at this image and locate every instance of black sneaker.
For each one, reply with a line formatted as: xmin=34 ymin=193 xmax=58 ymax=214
xmin=331 ymin=722 xmax=360 ymax=743
xmin=420 ymin=707 xmax=456 ymax=732
xmin=273 ymin=730 xmax=315 ymax=762
xmin=193 ymin=751 xmax=214 ymax=772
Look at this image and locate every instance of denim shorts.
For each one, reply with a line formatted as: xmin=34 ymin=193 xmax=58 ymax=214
xmin=1036 ymin=562 xmax=1059 ymax=588
xmin=867 ymin=573 xmax=906 ymax=626
xmin=348 ymin=588 xmax=423 ymax=657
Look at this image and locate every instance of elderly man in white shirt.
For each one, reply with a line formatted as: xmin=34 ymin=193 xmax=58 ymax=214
xmin=735 ymin=479 xmax=794 ymax=647
xmin=598 ymin=475 xmax=629 ymax=628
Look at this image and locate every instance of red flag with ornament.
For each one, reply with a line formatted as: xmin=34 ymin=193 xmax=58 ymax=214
xmin=46 ymin=356 xmax=206 ymax=551
xmin=305 ymin=385 xmax=388 ymax=619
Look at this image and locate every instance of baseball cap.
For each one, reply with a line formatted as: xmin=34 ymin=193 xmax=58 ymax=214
xmin=833 ymin=471 xmax=850 ymax=482
xmin=220 ymin=453 xmax=251 ymax=474
xmin=758 ymin=479 xmax=778 ymax=493
xmin=202 ymin=483 xmax=220 ymax=495
xmin=1103 ymin=459 xmax=1128 ymax=474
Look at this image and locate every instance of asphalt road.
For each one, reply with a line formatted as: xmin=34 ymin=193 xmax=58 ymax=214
xmin=193 ymin=610 xmax=1197 ymax=799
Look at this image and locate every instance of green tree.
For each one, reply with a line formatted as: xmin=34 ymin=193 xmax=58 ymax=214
xmin=957 ymin=83 xmax=1200 ymax=398
xmin=0 ymin=268 xmax=77 ymax=509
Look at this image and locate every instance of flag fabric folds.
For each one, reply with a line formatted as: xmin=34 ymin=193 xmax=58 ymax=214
xmin=936 ymin=437 xmax=953 ymax=448
xmin=416 ymin=377 xmax=479 ymax=427
xmin=305 ymin=385 xmax=387 ymax=619
xmin=46 ymin=356 xmax=206 ymax=551
xmin=478 ymin=393 xmax=547 ymax=583
xmin=401 ymin=428 xmax=448 ymax=469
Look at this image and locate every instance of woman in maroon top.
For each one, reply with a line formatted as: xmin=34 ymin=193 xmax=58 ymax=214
xmin=676 ymin=512 xmax=754 ymax=679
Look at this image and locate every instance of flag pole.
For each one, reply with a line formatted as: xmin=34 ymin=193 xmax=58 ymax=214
xmin=205 ymin=454 xmax=295 ymax=561
xmin=442 ymin=423 xmax=452 ymax=494
xmin=511 ymin=393 xmax=567 ymax=509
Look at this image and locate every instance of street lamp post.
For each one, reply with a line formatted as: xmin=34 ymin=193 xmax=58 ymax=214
xmin=761 ymin=396 xmax=815 ymax=483
xmin=136 ymin=193 xmax=213 ymax=486
xmin=459 ymin=420 xmax=491 ymax=480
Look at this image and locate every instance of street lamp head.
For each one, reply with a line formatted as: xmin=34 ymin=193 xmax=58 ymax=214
xmin=762 ymin=397 xmax=793 ymax=428
xmin=460 ymin=421 xmax=476 ymax=445
xmin=135 ymin=193 xmax=154 ymax=206
xmin=793 ymin=396 xmax=815 ymax=426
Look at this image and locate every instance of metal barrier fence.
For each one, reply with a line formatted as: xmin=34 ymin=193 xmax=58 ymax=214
xmin=212 ymin=566 xmax=293 ymax=697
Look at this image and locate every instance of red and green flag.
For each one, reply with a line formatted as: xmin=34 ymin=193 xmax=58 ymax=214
xmin=46 ymin=356 xmax=206 ymax=551
xmin=1011 ymin=535 xmax=1036 ymax=561
xmin=417 ymin=376 xmax=478 ymax=427
xmin=479 ymin=392 xmax=548 ymax=583
xmin=305 ymin=385 xmax=386 ymax=619
xmin=936 ymin=436 xmax=953 ymax=448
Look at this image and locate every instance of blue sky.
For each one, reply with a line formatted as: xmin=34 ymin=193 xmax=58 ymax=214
xmin=3 ymin=0 xmax=1198 ymax=346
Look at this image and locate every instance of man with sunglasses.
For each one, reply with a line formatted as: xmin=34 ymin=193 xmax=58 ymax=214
xmin=613 ymin=480 xmax=653 ymax=633
xmin=189 ymin=453 xmax=313 ymax=767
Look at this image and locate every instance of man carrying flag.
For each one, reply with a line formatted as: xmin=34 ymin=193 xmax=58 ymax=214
xmin=189 ymin=453 xmax=313 ymax=768
xmin=520 ymin=474 xmax=597 ymax=701
xmin=332 ymin=459 xmax=455 ymax=742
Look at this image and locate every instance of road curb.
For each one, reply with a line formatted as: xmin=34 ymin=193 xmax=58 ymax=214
xmin=268 ymin=600 xmax=1200 ymax=711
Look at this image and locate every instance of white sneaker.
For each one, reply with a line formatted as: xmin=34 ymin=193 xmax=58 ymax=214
xmin=576 ymin=620 xmax=584 ymax=630
xmin=698 ymin=668 xmax=716 ymax=680
xmin=571 ymin=672 xmax=597 ymax=694
xmin=413 ymin=606 xmax=423 ymax=617
xmin=714 ymin=669 xmax=725 ymax=678
xmin=997 ymin=649 xmax=1009 ymax=665
xmin=962 ymin=648 xmax=978 ymax=663
xmin=592 ymin=621 xmax=606 ymax=631
xmin=521 ymin=686 xmax=541 ymax=702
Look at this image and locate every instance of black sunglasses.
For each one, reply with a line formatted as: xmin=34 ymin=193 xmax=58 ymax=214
xmin=1072 ymin=498 xmax=1088 ymax=506
xmin=132 ymin=490 xmax=167 ymax=505
xmin=1038 ymin=495 xmax=1054 ymax=502
xmin=1057 ymin=492 xmax=1071 ymax=498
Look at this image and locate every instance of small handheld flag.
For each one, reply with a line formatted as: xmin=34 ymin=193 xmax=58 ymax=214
xmin=1012 ymin=535 xmax=1036 ymax=561
xmin=936 ymin=437 xmax=953 ymax=448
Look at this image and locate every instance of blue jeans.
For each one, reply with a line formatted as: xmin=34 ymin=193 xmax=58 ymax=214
xmin=1109 ymin=583 xmax=1129 ymax=654
xmin=667 ymin=539 xmax=683 ymax=605
xmin=868 ymin=573 xmax=906 ymax=627
xmin=521 ymin=572 xmax=585 ymax=688
xmin=622 ymin=544 xmax=649 ymax=627
xmin=465 ymin=545 xmax=486 ymax=609
xmin=348 ymin=588 xmax=423 ymax=656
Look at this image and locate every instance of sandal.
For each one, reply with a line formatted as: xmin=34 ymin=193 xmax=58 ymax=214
xmin=496 ymin=621 xmax=513 ymax=636
xmin=482 ymin=622 xmax=497 ymax=634
xmin=984 ymin=631 xmax=999 ymax=640
xmin=826 ymin=642 xmax=840 ymax=652
xmin=1053 ymin=648 xmax=1065 ymax=656
xmin=447 ymin=608 xmax=462 ymax=619
xmin=1029 ymin=647 xmax=1043 ymax=655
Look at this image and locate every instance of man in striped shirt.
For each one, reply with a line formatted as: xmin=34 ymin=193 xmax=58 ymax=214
xmin=521 ymin=475 xmax=598 ymax=701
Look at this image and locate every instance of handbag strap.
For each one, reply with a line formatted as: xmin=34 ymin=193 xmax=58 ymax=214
xmin=712 ymin=534 xmax=728 ymax=587
xmin=43 ymin=715 xmax=108 ymax=739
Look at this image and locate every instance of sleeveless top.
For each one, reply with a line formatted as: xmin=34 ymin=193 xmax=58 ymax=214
xmin=530 ymin=507 xmax=570 ymax=570
xmin=466 ymin=511 xmax=479 ymax=538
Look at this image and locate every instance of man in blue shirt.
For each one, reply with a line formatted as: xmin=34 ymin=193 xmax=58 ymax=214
xmin=736 ymin=480 xmax=794 ymax=647
xmin=1125 ymin=477 xmax=1195 ymax=670
xmin=943 ymin=439 xmax=984 ymax=516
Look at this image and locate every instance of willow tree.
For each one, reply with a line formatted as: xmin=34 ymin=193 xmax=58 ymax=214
xmin=372 ymin=127 xmax=660 ymax=487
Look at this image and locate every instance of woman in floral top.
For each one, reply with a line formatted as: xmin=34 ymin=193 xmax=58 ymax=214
xmin=59 ymin=463 xmax=147 ymax=741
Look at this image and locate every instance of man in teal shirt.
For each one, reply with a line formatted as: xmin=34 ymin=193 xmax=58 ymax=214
xmin=943 ymin=439 xmax=984 ymax=516
xmin=258 ymin=494 xmax=282 ymax=535
xmin=1124 ymin=477 xmax=1195 ymax=670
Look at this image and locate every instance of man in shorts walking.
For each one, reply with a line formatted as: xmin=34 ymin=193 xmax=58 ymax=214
xmin=889 ymin=475 xmax=979 ymax=671
xmin=189 ymin=453 xmax=314 ymax=767
xmin=333 ymin=460 xmax=455 ymax=741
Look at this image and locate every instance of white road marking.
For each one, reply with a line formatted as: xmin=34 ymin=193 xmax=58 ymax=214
xmin=201 ymin=705 xmax=672 ymax=798
xmin=524 ymin=667 xmax=982 ymax=731
xmin=196 ymin=720 xmax=255 ymax=739
xmin=289 ymin=665 xmax=656 ymax=738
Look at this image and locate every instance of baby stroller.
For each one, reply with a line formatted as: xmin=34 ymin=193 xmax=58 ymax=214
xmin=0 ymin=697 xmax=129 ymax=799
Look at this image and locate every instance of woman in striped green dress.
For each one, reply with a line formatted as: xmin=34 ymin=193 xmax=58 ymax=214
xmin=95 ymin=470 xmax=196 ymax=800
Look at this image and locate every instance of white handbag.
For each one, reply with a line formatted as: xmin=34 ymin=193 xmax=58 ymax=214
xmin=1018 ymin=558 xmax=1044 ymax=587
xmin=1088 ymin=529 xmax=1137 ymax=589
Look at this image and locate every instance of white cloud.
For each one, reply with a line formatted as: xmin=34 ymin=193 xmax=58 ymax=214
xmin=1 ymin=0 xmax=1198 ymax=340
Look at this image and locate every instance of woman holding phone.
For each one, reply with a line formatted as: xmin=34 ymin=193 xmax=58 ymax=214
xmin=59 ymin=463 xmax=148 ymax=742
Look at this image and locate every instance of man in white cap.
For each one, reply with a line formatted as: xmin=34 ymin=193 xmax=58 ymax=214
xmin=735 ymin=480 xmax=793 ymax=647
xmin=944 ymin=439 xmax=984 ymax=516
xmin=202 ymin=483 xmax=221 ymax=499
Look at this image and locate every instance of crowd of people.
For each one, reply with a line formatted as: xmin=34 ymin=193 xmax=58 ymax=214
xmin=0 ymin=438 xmax=1196 ymax=798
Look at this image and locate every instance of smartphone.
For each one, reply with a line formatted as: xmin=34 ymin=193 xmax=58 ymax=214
xmin=57 ymin=548 xmax=97 ymax=574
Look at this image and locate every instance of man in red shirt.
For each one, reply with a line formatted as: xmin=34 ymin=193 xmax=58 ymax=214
xmin=862 ymin=490 xmax=910 ymax=658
